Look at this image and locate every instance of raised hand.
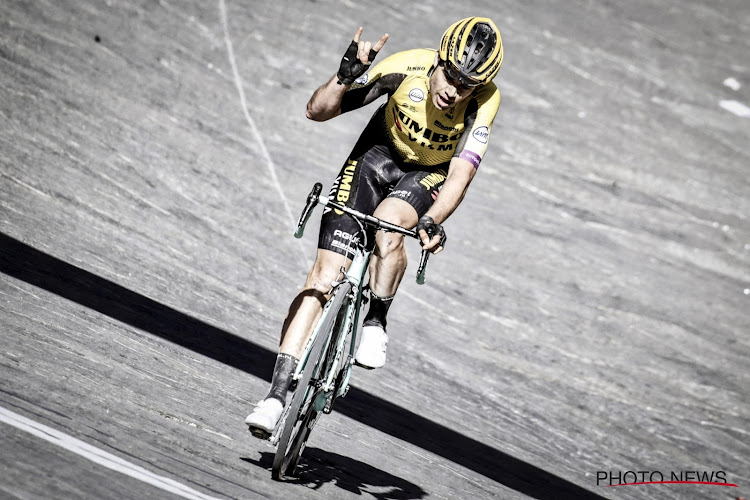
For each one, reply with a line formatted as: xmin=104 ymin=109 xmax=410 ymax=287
xmin=337 ymin=27 xmax=389 ymax=85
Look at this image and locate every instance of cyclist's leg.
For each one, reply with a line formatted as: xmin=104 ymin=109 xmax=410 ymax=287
xmin=365 ymin=167 xmax=448 ymax=327
xmin=282 ymin=142 xmax=391 ymax=358
xmin=278 ymin=248 xmax=351 ymax=358
xmin=246 ymin=248 xmax=347 ymax=437
xmin=354 ymin=197 xmax=417 ymax=368
xmin=367 ymin=197 xmax=418 ymax=298
xmin=248 ymin=144 xmax=389 ymax=426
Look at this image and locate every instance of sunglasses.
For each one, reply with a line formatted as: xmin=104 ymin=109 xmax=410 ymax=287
xmin=441 ymin=60 xmax=482 ymax=90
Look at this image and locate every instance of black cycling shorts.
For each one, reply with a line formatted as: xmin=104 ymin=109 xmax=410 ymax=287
xmin=318 ymin=143 xmax=448 ymax=259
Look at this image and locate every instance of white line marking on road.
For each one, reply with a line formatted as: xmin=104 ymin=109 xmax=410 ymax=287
xmin=400 ymin=289 xmax=465 ymax=324
xmin=719 ymin=100 xmax=750 ymax=118
xmin=1 ymin=173 xmax=51 ymax=198
xmin=0 ymin=406 xmax=223 ymax=500
xmin=218 ymin=0 xmax=309 ymax=269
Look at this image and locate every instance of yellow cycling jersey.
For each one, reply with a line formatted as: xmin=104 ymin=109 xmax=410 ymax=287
xmin=347 ymin=48 xmax=501 ymax=168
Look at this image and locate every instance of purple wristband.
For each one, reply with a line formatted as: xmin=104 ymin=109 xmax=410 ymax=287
xmin=459 ymin=150 xmax=482 ymax=169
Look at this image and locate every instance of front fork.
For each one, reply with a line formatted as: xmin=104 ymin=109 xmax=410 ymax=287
xmin=276 ymin=253 xmax=369 ymax=444
xmin=315 ymin=261 xmax=367 ymax=413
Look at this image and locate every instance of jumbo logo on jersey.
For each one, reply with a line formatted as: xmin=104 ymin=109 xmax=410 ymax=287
xmin=408 ymin=88 xmax=425 ymax=103
xmin=392 ymin=107 xmax=462 ymax=151
xmin=472 ymin=126 xmax=490 ymax=144
xmin=417 ymin=169 xmax=447 ymax=191
xmin=332 ymin=160 xmax=359 ymax=215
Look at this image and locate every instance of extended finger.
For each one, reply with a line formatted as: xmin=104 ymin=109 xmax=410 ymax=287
xmin=352 ymin=26 xmax=363 ymax=43
xmin=361 ymin=41 xmax=373 ymax=62
xmin=373 ymin=33 xmax=389 ymax=52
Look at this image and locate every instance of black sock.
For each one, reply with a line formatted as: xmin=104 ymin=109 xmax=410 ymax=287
xmin=363 ymin=292 xmax=395 ymax=330
xmin=265 ymin=353 xmax=298 ymax=406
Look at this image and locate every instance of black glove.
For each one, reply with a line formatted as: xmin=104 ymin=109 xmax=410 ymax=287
xmin=416 ymin=215 xmax=447 ymax=250
xmin=337 ymin=41 xmax=379 ymax=85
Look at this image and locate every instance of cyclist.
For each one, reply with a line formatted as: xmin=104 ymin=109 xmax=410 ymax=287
xmin=247 ymin=17 xmax=503 ymax=437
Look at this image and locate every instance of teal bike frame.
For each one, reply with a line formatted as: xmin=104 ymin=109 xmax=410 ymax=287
xmin=270 ymin=183 xmax=430 ymax=480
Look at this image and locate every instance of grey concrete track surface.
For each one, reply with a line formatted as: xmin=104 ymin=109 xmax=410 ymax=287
xmin=0 ymin=0 xmax=748 ymax=499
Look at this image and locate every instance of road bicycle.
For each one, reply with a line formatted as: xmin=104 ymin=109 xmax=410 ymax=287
xmin=270 ymin=182 xmax=431 ymax=480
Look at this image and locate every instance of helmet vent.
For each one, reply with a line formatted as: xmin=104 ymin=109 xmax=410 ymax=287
xmin=439 ymin=17 xmax=503 ymax=84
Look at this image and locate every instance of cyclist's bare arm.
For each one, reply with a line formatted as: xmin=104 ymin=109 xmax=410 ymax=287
xmin=306 ymin=27 xmax=389 ymax=121
xmin=305 ymin=75 xmax=347 ymax=121
xmin=419 ymin=157 xmax=477 ymax=252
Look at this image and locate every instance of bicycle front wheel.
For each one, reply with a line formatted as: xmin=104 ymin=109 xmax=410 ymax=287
xmin=272 ymin=281 xmax=352 ymax=480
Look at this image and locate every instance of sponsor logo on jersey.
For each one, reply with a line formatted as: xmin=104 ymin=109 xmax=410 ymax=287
xmin=392 ymin=107 xmax=403 ymax=132
xmin=393 ymin=107 xmax=463 ymax=151
xmin=331 ymin=240 xmax=353 ymax=252
xmin=408 ymin=88 xmax=425 ymax=103
xmin=407 ymin=66 xmax=426 ymax=72
xmin=332 ymin=160 xmax=358 ymax=215
xmin=417 ymin=169 xmax=448 ymax=190
xmin=433 ymin=120 xmax=459 ymax=132
xmin=459 ymin=150 xmax=482 ymax=169
xmin=334 ymin=229 xmax=355 ymax=241
xmin=472 ymin=126 xmax=490 ymax=144
xmin=390 ymin=189 xmax=412 ymax=200
xmin=355 ymin=73 xmax=369 ymax=85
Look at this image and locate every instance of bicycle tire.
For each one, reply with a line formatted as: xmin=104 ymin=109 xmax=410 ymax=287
xmin=272 ymin=281 xmax=352 ymax=480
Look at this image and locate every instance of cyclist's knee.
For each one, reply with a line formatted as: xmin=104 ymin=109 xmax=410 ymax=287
xmin=305 ymin=272 xmax=336 ymax=296
xmin=372 ymin=198 xmax=417 ymax=259
xmin=305 ymin=250 xmax=348 ymax=295
xmin=373 ymin=198 xmax=418 ymax=227
xmin=374 ymin=231 xmax=405 ymax=258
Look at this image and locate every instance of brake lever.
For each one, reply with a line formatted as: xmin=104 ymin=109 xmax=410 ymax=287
xmin=294 ymin=183 xmax=323 ymax=238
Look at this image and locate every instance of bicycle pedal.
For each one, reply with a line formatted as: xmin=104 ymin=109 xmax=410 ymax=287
xmin=353 ymin=359 xmax=375 ymax=370
xmin=248 ymin=427 xmax=272 ymax=441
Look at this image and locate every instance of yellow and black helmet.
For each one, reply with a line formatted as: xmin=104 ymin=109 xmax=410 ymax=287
xmin=439 ymin=17 xmax=503 ymax=85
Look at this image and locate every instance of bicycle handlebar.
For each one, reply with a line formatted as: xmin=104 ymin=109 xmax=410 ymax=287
xmin=294 ymin=183 xmax=431 ymax=284
xmin=294 ymin=183 xmax=322 ymax=238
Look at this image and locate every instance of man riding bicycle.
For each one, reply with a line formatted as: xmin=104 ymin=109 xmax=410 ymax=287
xmin=247 ymin=17 xmax=503 ymax=437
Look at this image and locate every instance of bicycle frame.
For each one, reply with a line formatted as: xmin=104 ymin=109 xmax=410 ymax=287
xmin=306 ymin=246 xmax=369 ymax=409
xmin=270 ymin=212 xmax=372 ymax=445
xmin=270 ymin=183 xmax=431 ymax=476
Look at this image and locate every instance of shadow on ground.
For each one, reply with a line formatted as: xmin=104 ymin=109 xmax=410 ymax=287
xmin=0 ymin=232 xmax=607 ymax=500
xmin=243 ymin=449 xmax=427 ymax=499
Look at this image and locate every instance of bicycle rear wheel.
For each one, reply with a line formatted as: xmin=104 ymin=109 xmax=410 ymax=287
xmin=272 ymin=281 xmax=352 ymax=480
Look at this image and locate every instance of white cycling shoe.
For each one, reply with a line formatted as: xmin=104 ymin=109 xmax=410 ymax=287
xmin=245 ymin=398 xmax=283 ymax=439
xmin=355 ymin=325 xmax=389 ymax=369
